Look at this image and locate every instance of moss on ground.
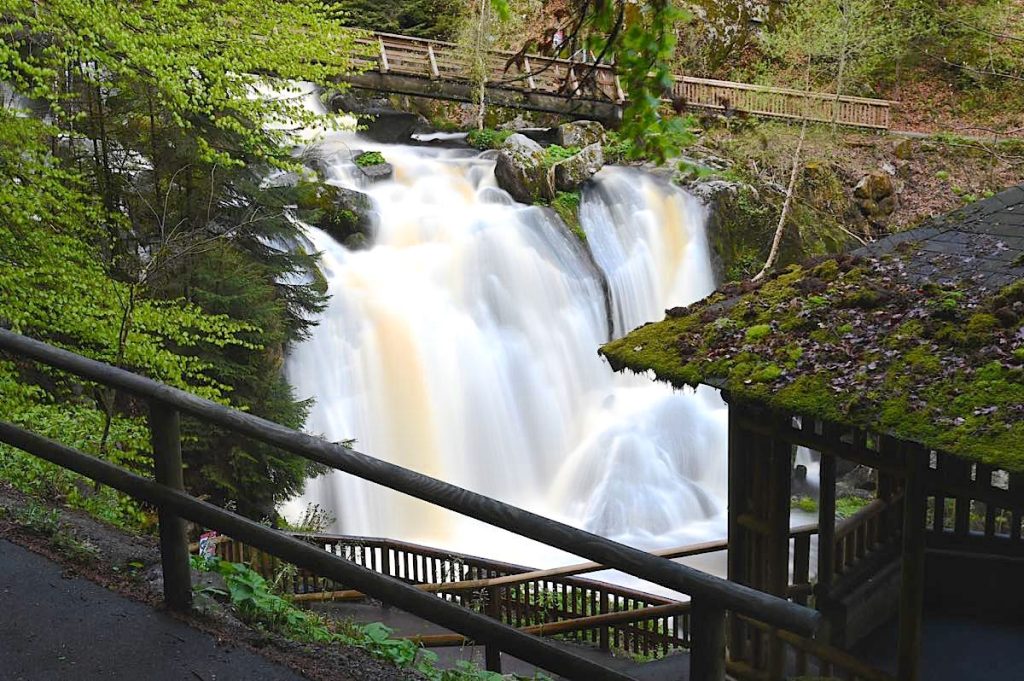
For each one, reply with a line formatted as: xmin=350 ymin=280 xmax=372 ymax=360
xmin=601 ymin=254 xmax=1024 ymax=471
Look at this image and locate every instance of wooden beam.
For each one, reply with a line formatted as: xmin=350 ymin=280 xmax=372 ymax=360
xmin=523 ymin=57 xmax=537 ymax=90
xmin=378 ymin=37 xmax=390 ymax=73
xmin=149 ymin=402 xmax=191 ymax=612
xmin=816 ymin=450 xmax=837 ymax=622
xmin=690 ymin=598 xmax=727 ymax=681
xmin=426 ymin=44 xmax=439 ymax=79
xmin=290 ymin=535 xmax=757 ymax=603
xmin=897 ymin=446 xmax=927 ymax=681
xmin=405 ymin=601 xmax=690 ymax=647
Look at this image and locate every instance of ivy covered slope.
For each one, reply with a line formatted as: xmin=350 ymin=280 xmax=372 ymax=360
xmin=601 ymin=185 xmax=1024 ymax=471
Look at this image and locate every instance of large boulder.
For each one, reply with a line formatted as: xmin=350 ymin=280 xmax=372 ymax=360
xmin=854 ymin=171 xmax=895 ymax=202
xmin=494 ymin=134 xmax=553 ymax=203
xmin=555 ymin=120 xmax=605 ymax=148
xmin=853 ymin=171 xmax=897 ymax=223
xmin=553 ymin=143 xmax=604 ymax=192
xmin=295 ymin=181 xmax=376 ymax=249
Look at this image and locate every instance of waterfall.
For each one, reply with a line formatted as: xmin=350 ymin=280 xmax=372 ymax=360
xmin=284 ymin=136 xmax=729 ymax=572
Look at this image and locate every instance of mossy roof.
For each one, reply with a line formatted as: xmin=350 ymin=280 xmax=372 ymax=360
xmin=601 ymin=184 xmax=1024 ymax=471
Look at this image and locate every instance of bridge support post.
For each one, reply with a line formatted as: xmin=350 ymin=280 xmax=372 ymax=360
xmin=149 ymin=402 xmax=192 ymax=612
xmin=690 ymin=597 xmax=726 ymax=681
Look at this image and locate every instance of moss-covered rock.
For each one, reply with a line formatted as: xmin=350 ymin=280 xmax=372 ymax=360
xmin=294 ymin=181 xmax=375 ymax=249
xmin=553 ymin=143 xmax=604 ymax=192
xmin=555 ymin=120 xmax=605 ymax=148
xmin=691 ymin=160 xmax=856 ymax=282
xmin=494 ymin=134 xmax=554 ymax=203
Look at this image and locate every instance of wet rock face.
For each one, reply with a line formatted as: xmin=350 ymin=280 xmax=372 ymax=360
xmin=555 ymin=120 xmax=606 ymax=148
xmin=357 ymin=161 xmax=394 ymax=183
xmin=494 ymin=133 xmax=552 ymax=203
xmin=553 ymin=142 xmax=604 ymax=192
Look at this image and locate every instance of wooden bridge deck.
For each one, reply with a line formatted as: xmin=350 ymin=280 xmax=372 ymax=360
xmin=343 ymin=31 xmax=893 ymax=129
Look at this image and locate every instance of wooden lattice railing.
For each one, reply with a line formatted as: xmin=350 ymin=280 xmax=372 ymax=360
xmin=216 ymin=533 xmax=694 ymax=657
xmin=342 ymin=31 xmax=894 ymax=129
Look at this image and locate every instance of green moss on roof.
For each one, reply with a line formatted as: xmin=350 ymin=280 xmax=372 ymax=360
xmin=601 ymin=255 xmax=1024 ymax=471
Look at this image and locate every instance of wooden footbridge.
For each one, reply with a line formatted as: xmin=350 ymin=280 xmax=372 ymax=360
xmin=345 ymin=31 xmax=894 ymax=129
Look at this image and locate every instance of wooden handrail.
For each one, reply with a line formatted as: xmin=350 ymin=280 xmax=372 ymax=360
xmin=0 ymin=420 xmax=634 ymax=681
xmin=0 ymin=326 xmax=821 ymax=681
xmin=405 ymin=601 xmax=691 ymax=648
xmin=738 ymin=615 xmax=897 ymax=681
xmin=344 ymin=29 xmax=894 ymax=128
xmin=293 ymin=523 xmax=819 ymax=603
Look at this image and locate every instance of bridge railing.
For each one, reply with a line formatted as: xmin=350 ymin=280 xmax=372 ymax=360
xmin=671 ymin=76 xmax=892 ymax=129
xmin=0 ymin=328 xmax=819 ymax=681
xmin=341 ymin=30 xmax=893 ymax=129
xmin=353 ymin=31 xmax=622 ymax=103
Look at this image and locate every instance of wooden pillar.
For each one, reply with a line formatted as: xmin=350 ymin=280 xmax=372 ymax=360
xmin=816 ymin=451 xmax=837 ymax=603
xmin=690 ymin=597 xmax=726 ymax=681
xmin=725 ymin=397 xmax=748 ymax=662
xmin=897 ymin=447 xmax=927 ymax=681
xmin=484 ymin=585 xmax=502 ymax=672
xmin=149 ymin=401 xmax=192 ymax=612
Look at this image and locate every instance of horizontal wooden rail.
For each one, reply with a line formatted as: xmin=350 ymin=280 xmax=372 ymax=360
xmin=736 ymin=615 xmax=897 ymax=681
xmin=407 ymin=601 xmax=692 ymax=648
xmin=293 ymin=524 xmax=819 ymax=603
xmin=0 ymin=420 xmax=634 ymax=681
xmin=0 ymin=328 xmax=820 ymax=639
xmin=339 ymin=29 xmax=894 ymax=129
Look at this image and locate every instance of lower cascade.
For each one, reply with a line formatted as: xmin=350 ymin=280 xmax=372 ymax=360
xmin=284 ymin=136 xmax=729 ymax=576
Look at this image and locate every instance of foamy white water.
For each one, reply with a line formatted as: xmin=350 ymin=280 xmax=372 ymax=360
xmin=283 ymin=132 xmax=730 ymax=591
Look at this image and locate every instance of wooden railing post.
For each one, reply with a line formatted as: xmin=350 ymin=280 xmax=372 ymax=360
xmin=149 ymin=401 xmax=192 ymax=612
xmin=897 ymin=447 xmax=927 ymax=681
xmin=484 ymin=585 xmax=502 ymax=672
xmin=690 ymin=598 xmax=726 ymax=681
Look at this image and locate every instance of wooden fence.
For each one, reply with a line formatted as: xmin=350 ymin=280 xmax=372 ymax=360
xmin=217 ymin=534 xmax=693 ymax=658
xmin=671 ymin=76 xmax=892 ymax=129
xmin=343 ymin=31 xmax=893 ymax=129
xmin=925 ymin=453 xmax=1024 ymax=555
xmin=0 ymin=328 xmax=820 ymax=681
xmin=216 ymin=516 xmax=897 ymax=681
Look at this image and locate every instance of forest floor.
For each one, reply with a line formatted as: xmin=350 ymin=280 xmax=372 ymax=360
xmin=0 ymin=483 xmax=417 ymax=681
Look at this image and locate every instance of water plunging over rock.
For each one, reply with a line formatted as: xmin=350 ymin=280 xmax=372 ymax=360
xmin=284 ymin=135 xmax=728 ymax=573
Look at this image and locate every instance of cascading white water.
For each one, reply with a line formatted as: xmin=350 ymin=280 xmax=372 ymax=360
xmin=284 ymin=133 xmax=729 ymax=578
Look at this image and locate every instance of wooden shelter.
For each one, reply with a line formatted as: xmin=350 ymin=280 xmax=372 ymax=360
xmin=601 ymin=183 xmax=1024 ymax=680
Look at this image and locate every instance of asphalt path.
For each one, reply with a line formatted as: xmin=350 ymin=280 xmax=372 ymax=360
xmin=0 ymin=539 xmax=305 ymax=681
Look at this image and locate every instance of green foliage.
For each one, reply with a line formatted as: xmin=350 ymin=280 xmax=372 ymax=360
xmin=549 ymin=191 xmax=586 ymax=242
xmin=757 ymin=0 xmax=1024 ymax=98
xmin=354 ymin=151 xmax=387 ymax=167
xmin=581 ymin=3 xmax=693 ymax=163
xmin=836 ymin=496 xmax=872 ymax=519
xmin=191 ymin=557 xmax=539 ymax=680
xmin=1 ymin=0 xmax=358 ymax=169
xmin=541 ymin=144 xmax=579 ymax=168
xmin=332 ymin=0 xmax=463 ymax=40
xmin=0 ymin=0 xmax=344 ymax=527
xmin=792 ymin=496 xmax=818 ymax=513
xmin=4 ymin=500 xmax=101 ymax=563
xmin=466 ymin=128 xmax=514 ymax=150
